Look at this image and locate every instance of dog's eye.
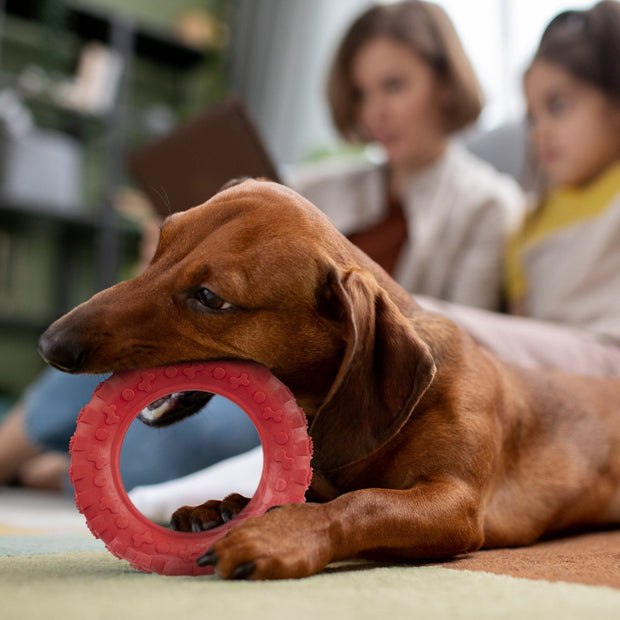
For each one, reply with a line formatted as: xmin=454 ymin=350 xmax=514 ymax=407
xmin=195 ymin=288 xmax=233 ymax=311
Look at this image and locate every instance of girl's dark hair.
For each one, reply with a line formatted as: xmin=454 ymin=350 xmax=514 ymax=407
xmin=327 ymin=1 xmax=483 ymax=142
xmin=522 ymin=1 xmax=620 ymax=193
xmin=529 ymin=0 xmax=620 ymax=102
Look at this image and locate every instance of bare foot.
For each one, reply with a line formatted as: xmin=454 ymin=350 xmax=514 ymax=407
xmin=16 ymin=452 xmax=70 ymax=492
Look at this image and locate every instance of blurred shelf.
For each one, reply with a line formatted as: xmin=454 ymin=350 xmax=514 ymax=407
xmin=5 ymin=0 xmax=210 ymax=69
xmin=0 ymin=197 xmax=98 ymax=230
xmin=0 ymin=0 xmax=221 ymax=394
xmin=0 ymin=197 xmax=141 ymax=237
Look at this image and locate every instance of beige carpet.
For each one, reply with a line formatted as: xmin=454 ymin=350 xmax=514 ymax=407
xmin=1 ymin=488 xmax=619 ymax=620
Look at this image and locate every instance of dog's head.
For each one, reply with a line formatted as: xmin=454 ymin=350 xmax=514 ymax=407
xmin=39 ymin=179 xmax=435 ymax=469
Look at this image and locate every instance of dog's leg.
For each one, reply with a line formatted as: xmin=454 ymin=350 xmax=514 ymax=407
xmin=198 ymin=480 xmax=484 ymax=580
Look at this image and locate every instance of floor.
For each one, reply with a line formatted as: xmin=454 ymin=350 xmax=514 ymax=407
xmin=0 ymin=487 xmax=88 ymax=534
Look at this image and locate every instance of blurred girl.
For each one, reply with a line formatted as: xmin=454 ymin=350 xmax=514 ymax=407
xmin=422 ymin=0 xmax=620 ymax=373
xmin=505 ymin=0 xmax=620 ymax=341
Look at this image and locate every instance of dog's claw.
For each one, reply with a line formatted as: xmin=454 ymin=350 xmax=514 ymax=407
xmin=190 ymin=518 xmax=221 ymax=532
xmin=203 ymin=520 xmax=221 ymax=531
xmin=169 ymin=516 xmax=181 ymax=531
xmin=230 ymin=562 xmax=255 ymax=580
xmin=220 ymin=507 xmax=233 ymax=523
xmin=196 ymin=549 xmax=218 ymax=567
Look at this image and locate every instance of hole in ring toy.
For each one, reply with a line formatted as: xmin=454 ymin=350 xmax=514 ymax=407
xmin=69 ymin=361 xmax=313 ymax=576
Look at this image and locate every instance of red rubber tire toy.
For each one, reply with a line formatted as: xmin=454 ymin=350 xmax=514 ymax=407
xmin=69 ymin=361 xmax=313 ymax=576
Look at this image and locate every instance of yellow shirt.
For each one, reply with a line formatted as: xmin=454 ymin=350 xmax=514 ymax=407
xmin=506 ymin=161 xmax=620 ymax=305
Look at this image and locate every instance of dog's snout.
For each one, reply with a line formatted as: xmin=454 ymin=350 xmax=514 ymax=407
xmin=38 ymin=326 xmax=86 ymax=373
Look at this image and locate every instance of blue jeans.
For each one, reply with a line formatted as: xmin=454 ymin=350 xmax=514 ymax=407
xmin=21 ymin=367 xmax=260 ymax=494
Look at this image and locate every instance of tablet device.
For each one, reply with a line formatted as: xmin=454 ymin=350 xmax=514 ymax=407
xmin=128 ymin=97 xmax=280 ymax=216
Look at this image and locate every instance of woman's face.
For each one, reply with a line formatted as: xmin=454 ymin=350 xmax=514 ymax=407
xmin=351 ymin=37 xmax=448 ymax=171
xmin=524 ymin=60 xmax=620 ymax=187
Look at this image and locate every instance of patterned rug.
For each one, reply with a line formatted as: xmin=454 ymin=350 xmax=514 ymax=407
xmin=1 ymin=488 xmax=619 ymax=620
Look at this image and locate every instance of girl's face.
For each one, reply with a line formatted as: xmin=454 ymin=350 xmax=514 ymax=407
xmin=351 ymin=37 xmax=448 ymax=172
xmin=525 ymin=60 xmax=620 ymax=187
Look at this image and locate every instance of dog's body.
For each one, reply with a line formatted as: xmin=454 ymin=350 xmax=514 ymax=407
xmin=39 ymin=180 xmax=620 ymax=579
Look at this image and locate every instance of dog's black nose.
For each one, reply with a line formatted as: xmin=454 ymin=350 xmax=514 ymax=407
xmin=38 ymin=328 xmax=86 ymax=373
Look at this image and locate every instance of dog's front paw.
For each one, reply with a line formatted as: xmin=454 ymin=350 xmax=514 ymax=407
xmin=196 ymin=503 xmax=333 ymax=580
xmin=169 ymin=493 xmax=250 ymax=532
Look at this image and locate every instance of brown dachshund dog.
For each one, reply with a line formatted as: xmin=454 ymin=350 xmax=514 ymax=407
xmin=39 ymin=179 xmax=620 ymax=580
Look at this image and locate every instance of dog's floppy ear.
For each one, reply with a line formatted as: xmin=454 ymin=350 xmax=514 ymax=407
xmin=310 ymin=268 xmax=437 ymax=472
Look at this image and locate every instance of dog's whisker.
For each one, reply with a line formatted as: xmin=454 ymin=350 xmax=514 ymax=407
xmin=150 ymin=185 xmax=172 ymax=216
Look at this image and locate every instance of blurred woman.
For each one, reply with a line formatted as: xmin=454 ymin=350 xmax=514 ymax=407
xmin=293 ymin=0 xmax=523 ymax=310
